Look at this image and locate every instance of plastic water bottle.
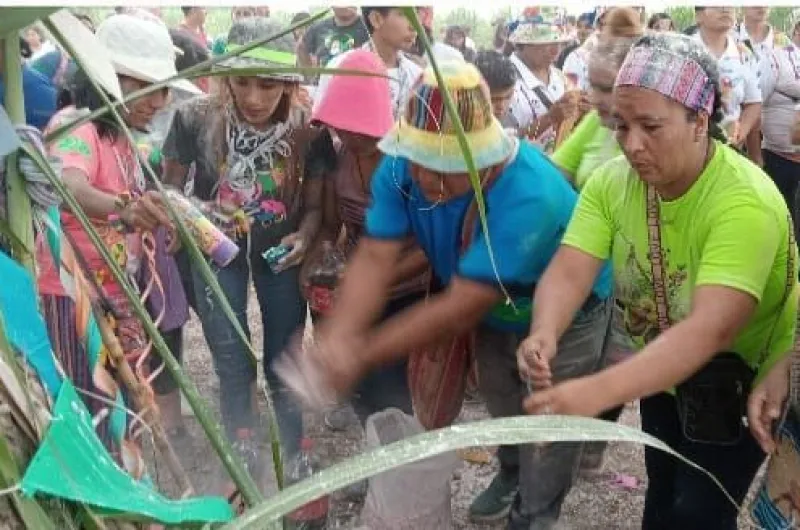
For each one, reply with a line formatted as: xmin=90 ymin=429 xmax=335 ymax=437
xmin=283 ymin=438 xmax=329 ymax=529
xmin=307 ymin=242 xmax=345 ymax=316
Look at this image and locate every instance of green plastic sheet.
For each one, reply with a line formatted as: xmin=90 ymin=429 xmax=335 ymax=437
xmin=19 ymin=380 xmax=234 ymax=525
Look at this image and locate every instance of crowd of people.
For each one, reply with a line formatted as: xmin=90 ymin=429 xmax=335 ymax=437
xmin=3 ymin=4 xmax=800 ymax=530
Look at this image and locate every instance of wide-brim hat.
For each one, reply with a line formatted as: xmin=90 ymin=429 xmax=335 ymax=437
xmin=215 ymin=17 xmax=302 ymax=82
xmin=96 ymin=14 xmax=202 ymax=96
xmin=508 ymin=22 xmax=572 ymax=45
xmin=378 ymin=60 xmax=515 ymax=174
xmin=311 ymin=50 xmax=393 ymax=139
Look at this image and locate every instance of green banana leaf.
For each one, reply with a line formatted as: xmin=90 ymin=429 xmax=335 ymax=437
xmin=224 ymin=415 xmax=738 ymax=529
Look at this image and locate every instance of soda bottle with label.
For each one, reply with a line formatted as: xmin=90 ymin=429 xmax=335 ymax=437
xmin=283 ymin=438 xmax=329 ymax=529
xmin=307 ymin=242 xmax=345 ymax=317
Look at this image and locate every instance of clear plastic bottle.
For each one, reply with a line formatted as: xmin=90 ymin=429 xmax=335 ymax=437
xmin=307 ymin=242 xmax=346 ymax=316
xmin=283 ymin=438 xmax=329 ymax=529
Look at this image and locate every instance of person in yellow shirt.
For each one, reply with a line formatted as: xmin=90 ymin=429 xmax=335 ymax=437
xmin=520 ymin=33 xmax=796 ymax=529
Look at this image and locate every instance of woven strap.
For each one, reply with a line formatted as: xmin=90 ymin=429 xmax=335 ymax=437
xmin=645 ymin=184 xmax=796 ymax=368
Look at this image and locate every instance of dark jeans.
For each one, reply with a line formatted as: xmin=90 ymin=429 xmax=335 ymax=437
xmin=191 ymin=248 xmax=306 ymax=457
xmin=640 ymin=392 xmax=765 ymax=530
xmin=350 ymin=291 xmax=420 ymax=424
xmin=763 ymin=149 xmax=800 ymax=227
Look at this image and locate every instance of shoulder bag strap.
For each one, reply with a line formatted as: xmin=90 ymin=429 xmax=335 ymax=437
xmin=645 ymin=185 xmax=672 ymax=333
xmin=460 ymin=165 xmax=503 ymax=252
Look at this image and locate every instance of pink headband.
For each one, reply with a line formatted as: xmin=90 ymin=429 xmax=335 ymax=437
xmin=615 ymin=45 xmax=715 ymax=115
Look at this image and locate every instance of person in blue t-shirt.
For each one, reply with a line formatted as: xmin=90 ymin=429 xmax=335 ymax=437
xmin=280 ymin=62 xmax=614 ymax=529
xmin=0 ymin=65 xmax=57 ymax=130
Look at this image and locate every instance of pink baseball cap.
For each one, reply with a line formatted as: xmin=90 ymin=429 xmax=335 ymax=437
xmin=311 ymin=50 xmax=393 ymax=139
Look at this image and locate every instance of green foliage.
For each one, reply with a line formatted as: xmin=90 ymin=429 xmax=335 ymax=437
xmin=664 ymin=6 xmax=696 ymax=32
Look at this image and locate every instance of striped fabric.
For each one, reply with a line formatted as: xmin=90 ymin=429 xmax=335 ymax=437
xmin=616 ymin=45 xmax=716 ymax=115
xmin=41 ymin=294 xmax=120 ymax=462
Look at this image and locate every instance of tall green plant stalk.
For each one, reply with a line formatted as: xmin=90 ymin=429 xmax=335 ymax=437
xmin=402 ymin=7 xmax=513 ymax=307
xmin=2 ymin=37 xmax=35 ymax=274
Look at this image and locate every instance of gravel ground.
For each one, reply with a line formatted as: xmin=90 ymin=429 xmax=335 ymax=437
xmin=148 ymin=294 xmax=765 ymax=529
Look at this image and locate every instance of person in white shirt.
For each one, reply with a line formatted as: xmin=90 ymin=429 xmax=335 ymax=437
xmin=507 ymin=22 xmax=582 ymax=154
xmin=735 ymin=6 xmax=790 ymax=63
xmin=692 ymin=7 xmax=762 ymax=160
xmin=313 ymin=6 xmax=421 ymax=121
xmin=760 ymin=17 xmax=800 ymax=221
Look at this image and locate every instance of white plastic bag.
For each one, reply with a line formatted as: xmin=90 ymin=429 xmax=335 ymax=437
xmin=360 ymin=409 xmax=458 ymax=530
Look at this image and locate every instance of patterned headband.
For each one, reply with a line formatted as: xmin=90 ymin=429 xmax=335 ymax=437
xmin=615 ymin=45 xmax=716 ymax=115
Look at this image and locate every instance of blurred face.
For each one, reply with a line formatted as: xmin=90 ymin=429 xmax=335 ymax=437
xmin=793 ymin=23 xmax=800 ymax=46
xmin=744 ymin=7 xmax=769 ymax=23
xmin=332 ymin=7 xmax=359 ymax=24
xmin=25 ymin=29 xmax=41 ymax=49
xmin=334 ymin=129 xmax=379 ymax=156
xmin=577 ymin=20 xmax=593 ymax=43
xmin=517 ymin=42 xmax=559 ymax=69
xmin=697 ymin=7 xmax=736 ymax=32
xmin=119 ymin=76 xmax=169 ymax=130
xmin=588 ymin=62 xmax=616 ymax=128
xmin=232 ymin=7 xmax=257 ymax=21
xmin=228 ymin=76 xmax=291 ymax=128
xmin=192 ymin=7 xmax=207 ymax=25
xmin=371 ymin=8 xmax=417 ymax=51
xmin=612 ymin=86 xmax=707 ymax=191
xmin=448 ymin=30 xmax=466 ymax=48
xmin=490 ymin=86 xmax=515 ymax=120
xmin=653 ymin=18 xmax=673 ymax=32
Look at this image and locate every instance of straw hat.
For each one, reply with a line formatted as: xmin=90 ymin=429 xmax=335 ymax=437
xmin=95 ymin=14 xmax=201 ymax=95
xmin=311 ymin=50 xmax=393 ymax=139
xmin=378 ymin=61 xmax=515 ymax=174
xmin=216 ymin=18 xmax=301 ymax=82
xmin=508 ymin=22 xmax=572 ymax=45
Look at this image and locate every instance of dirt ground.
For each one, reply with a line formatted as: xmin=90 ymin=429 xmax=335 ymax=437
xmin=149 ymin=296 xmax=765 ymax=529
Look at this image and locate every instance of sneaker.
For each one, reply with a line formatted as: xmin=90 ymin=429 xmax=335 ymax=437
xmin=469 ymin=469 xmax=519 ymax=522
xmin=578 ymin=444 xmax=607 ymax=478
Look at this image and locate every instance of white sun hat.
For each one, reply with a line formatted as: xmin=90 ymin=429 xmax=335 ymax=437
xmin=95 ymin=14 xmax=202 ymax=96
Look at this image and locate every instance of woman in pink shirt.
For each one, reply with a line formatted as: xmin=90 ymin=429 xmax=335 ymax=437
xmin=37 ymin=14 xmax=198 ymax=469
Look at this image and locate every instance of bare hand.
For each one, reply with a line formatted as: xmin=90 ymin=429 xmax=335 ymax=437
xmin=120 ymin=190 xmax=173 ymax=232
xmin=747 ymin=358 xmax=790 ymax=454
xmin=517 ymin=331 xmax=558 ymax=389
xmin=275 ymin=327 xmax=368 ymax=409
xmin=523 ymin=377 xmax=606 ymax=418
xmin=273 ymin=232 xmax=307 ymax=273
xmin=550 ymin=91 xmax=581 ymax=126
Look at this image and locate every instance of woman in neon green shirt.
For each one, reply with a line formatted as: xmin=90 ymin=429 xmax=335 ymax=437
xmin=520 ymin=33 xmax=796 ymax=529
xmin=552 ymin=7 xmax=642 ymax=190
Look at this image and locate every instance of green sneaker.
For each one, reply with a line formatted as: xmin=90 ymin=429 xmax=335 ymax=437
xmin=469 ymin=469 xmax=519 ymax=522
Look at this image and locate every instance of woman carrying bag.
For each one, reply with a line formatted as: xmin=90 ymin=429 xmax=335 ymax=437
xmin=520 ymin=33 xmax=797 ymax=529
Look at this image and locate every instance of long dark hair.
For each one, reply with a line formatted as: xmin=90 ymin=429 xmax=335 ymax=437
xmin=66 ymin=68 xmax=121 ymax=140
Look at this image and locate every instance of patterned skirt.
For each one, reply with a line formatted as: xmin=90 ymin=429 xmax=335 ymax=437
xmin=40 ymin=293 xmax=146 ymax=466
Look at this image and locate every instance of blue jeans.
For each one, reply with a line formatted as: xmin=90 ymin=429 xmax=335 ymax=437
xmin=191 ymin=248 xmax=306 ymax=457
